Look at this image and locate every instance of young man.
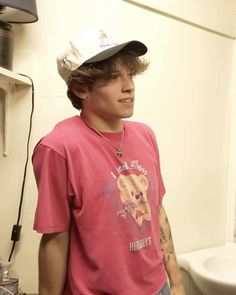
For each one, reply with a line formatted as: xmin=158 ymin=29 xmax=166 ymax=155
xmin=32 ymin=28 xmax=185 ymax=295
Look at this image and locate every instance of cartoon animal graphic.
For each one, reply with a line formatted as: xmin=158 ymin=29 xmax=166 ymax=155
xmin=117 ymin=174 xmax=151 ymax=226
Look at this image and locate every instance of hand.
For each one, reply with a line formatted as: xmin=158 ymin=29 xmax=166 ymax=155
xmin=170 ymin=283 xmax=186 ymax=295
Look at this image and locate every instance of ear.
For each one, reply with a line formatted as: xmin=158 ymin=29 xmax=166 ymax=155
xmin=79 ymin=92 xmax=86 ymax=99
xmin=69 ymin=82 xmax=87 ymax=99
xmin=138 ymin=175 xmax=148 ymax=191
xmin=117 ymin=175 xmax=127 ymax=191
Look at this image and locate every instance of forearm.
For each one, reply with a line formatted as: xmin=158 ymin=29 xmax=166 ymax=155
xmin=38 ymin=232 xmax=69 ymax=295
xmin=159 ymin=204 xmax=185 ymax=295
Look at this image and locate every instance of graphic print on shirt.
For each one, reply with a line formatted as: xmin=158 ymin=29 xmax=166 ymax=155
xmin=102 ymin=160 xmax=157 ymax=251
xmin=117 ymin=174 xmax=151 ymax=226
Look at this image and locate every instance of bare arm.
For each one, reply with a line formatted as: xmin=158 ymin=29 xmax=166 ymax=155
xmin=38 ymin=232 xmax=69 ymax=295
xmin=159 ymin=203 xmax=186 ymax=295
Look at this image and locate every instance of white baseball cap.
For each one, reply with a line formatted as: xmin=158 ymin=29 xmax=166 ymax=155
xmin=56 ymin=28 xmax=147 ymax=83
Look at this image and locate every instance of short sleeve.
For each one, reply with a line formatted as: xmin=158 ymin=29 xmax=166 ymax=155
xmin=146 ymin=126 xmax=166 ymax=201
xmin=32 ymin=143 xmax=71 ymax=233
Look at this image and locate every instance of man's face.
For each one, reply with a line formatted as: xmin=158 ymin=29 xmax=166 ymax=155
xmin=82 ymin=60 xmax=135 ymax=123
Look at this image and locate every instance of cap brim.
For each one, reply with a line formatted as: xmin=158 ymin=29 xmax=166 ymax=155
xmin=84 ymin=40 xmax=147 ymax=64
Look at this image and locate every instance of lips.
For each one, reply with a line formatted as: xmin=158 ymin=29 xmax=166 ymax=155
xmin=119 ymin=98 xmax=134 ymax=103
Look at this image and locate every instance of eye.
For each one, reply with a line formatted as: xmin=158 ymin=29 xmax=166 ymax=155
xmin=110 ymin=71 xmax=120 ymax=80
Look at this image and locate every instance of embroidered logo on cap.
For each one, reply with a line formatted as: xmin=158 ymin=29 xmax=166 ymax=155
xmin=99 ymin=30 xmax=115 ymax=48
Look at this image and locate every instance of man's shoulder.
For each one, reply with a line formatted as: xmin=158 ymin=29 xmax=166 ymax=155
xmin=34 ymin=116 xmax=83 ymax=154
xmin=47 ymin=115 xmax=83 ymax=136
xmin=53 ymin=115 xmax=81 ymax=131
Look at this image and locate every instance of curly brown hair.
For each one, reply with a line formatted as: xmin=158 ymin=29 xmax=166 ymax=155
xmin=67 ymin=51 xmax=149 ymax=110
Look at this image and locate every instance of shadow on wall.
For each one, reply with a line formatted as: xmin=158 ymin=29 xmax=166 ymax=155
xmin=181 ymin=269 xmax=204 ymax=295
xmin=0 ymin=88 xmax=6 ymax=156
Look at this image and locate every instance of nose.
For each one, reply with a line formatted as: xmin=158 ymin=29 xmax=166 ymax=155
xmin=135 ymin=194 xmax=140 ymax=200
xmin=122 ymin=74 xmax=135 ymax=93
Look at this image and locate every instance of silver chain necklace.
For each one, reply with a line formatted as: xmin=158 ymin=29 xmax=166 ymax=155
xmin=91 ymin=127 xmax=125 ymax=157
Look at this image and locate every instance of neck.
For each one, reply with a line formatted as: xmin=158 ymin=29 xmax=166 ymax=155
xmin=80 ymin=111 xmax=123 ymax=132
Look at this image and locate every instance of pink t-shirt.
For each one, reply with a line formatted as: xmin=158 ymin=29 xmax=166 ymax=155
xmin=33 ymin=116 xmax=167 ymax=295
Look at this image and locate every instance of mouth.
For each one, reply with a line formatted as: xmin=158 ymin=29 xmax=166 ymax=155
xmin=118 ymin=97 xmax=134 ymax=104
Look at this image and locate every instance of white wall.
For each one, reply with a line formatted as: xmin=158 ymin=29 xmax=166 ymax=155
xmin=0 ymin=0 xmax=236 ymax=292
xmin=227 ymin=42 xmax=236 ymax=242
xmin=125 ymin=0 xmax=236 ymax=37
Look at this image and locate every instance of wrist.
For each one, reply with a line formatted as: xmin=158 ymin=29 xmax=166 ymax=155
xmin=170 ymin=282 xmax=186 ymax=295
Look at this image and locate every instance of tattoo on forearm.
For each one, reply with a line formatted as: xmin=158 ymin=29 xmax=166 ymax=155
xmin=160 ymin=227 xmax=166 ymax=244
xmin=159 ymin=206 xmax=176 ymax=265
xmin=158 ymin=205 xmax=185 ymax=293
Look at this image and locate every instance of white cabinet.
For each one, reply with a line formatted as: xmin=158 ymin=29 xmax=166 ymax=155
xmin=0 ymin=67 xmax=31 ymax=156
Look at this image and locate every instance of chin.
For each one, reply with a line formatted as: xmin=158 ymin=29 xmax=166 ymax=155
xmin=121 ymin=113 xmax=133 ymax=119
xmin=121 ymin=110 xmax=134 ymax=118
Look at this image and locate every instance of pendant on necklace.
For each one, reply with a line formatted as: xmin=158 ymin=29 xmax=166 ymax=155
xmin=116 ymin=149 xmax=123 ymax=157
